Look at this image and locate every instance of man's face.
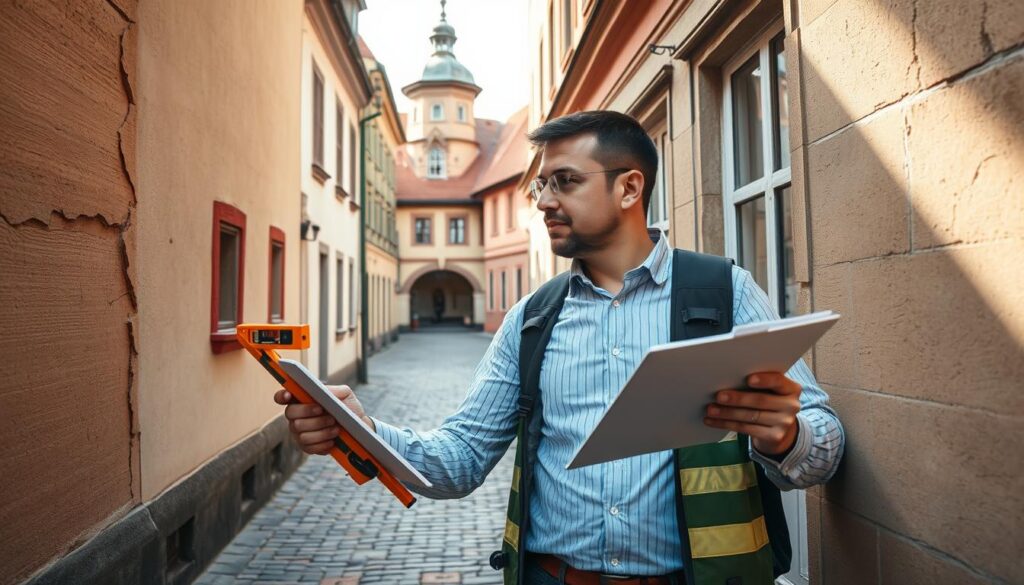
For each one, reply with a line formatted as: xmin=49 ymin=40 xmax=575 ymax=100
xmin=535 ymin=134 xmax=623 ymax=258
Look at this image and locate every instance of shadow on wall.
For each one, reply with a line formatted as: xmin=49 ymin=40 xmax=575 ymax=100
xmin=794 ymin=1 xmax=1023 ymax=582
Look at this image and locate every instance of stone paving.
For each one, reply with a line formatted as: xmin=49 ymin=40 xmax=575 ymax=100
xmin=196 ymin=331 xmax=513 ymax=585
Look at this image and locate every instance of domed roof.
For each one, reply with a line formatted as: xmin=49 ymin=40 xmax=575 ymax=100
xmin=419 ymin=0 xmax=476 ymax=86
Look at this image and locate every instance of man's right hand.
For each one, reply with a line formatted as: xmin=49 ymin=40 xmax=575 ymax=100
xmin=273 ymin=385 xmax=375 ymax=456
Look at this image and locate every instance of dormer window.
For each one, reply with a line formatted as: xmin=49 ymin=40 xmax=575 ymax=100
xmin=428 ymin=147 xmax=446 ymax=178
xmin=431 ymin=103 xmax=444 ymax=121
xmin=457 ymin=104 xmax=466 ymax=122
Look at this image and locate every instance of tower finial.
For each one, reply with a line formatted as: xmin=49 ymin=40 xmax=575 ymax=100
xmin=440 ymin=0 xmax=447 ymax=21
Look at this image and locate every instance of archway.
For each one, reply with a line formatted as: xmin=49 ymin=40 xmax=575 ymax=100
xmin=408 ymin=270 xmax=476 ymax=328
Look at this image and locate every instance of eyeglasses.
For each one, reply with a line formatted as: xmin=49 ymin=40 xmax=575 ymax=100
xmin=529 ymin=168 xmax=631 ymax=202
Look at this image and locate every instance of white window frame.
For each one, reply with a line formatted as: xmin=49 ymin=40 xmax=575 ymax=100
xmin=427 ymin=147 xmax=447 ymax=179
xmin=646 ymin=128 xmax=669 ymax=231
xmin=431 ymin=103 xmax=444 ymax=121
xmin=721 ymin=22 xmax=808 ymax=585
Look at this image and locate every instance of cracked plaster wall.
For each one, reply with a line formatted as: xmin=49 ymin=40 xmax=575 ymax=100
xmin=0 ymin=0 xmax=139 ymax=583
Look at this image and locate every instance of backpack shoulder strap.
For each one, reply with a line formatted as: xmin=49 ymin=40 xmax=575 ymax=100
xmin=670 ymin=249 xmax=735 ymax=341
xmin=517 ymin=271 xmax=572 ymax=416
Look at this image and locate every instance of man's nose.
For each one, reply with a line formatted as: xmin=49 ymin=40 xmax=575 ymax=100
xmin=535 ymin=188 xmax=558 ymax=212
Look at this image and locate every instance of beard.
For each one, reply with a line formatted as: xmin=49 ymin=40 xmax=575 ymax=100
xmin=548 ymin=212 xmax=619 ymax=259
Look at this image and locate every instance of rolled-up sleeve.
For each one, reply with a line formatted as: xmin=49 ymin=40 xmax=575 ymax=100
xmin=732 ymin=267 xmax=846 ymax=490
xmin=370 ymin=296 xmax=528 ymax=499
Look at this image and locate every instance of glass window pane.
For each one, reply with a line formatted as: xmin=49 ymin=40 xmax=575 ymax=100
xmin=732 ymin=55 xmax=764 ymax=188
xmin=777 ymin=185 xmax=797 ymax=317
xmin=342 ymin=260 xmax=350 ymax=331
xmin=647 ymin=131 xmax=667 ymax=226
xmin=736 ymin=196 xmax=768 ymax=293
xmin=772 ymin=36 xmax=791 ymax=171
xmin=271 ymin=243 xmax=284 ymax=319
xmin=218 ymin=224 xmax=239 ymax=329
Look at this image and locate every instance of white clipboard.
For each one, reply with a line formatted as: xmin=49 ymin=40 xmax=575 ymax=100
xmin=566 ymin=311 xmax=840 ymax=470
xmin=278 ymin=359 xmax=432 ymax=489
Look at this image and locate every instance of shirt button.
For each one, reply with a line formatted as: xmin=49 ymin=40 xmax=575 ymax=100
xmin=609 ymin=506 xmax=619 ymax=516
xmin=610 ymin=558 xmax=620 ymax=567
xmin=611 ymin=347 xmax=620 ymax=357
xmin=612 ymin=299 xmax=621 ymax=307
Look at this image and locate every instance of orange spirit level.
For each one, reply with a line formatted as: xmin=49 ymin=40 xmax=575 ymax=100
xmin=237 ymin=323 xmax=416 ymax=507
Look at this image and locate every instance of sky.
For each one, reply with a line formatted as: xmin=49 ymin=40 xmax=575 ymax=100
xmin=360 ymin=0 xmax=529 ymax=123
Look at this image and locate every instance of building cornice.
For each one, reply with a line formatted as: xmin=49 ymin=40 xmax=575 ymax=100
xmin=306 ymin=0 xmax=374 ymax=103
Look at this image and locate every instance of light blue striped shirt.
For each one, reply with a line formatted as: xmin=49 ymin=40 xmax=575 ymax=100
xmin=373 ymin=233 xmax=844 ymax=575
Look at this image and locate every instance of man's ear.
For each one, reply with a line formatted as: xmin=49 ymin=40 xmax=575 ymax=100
xmin=619 ymin=170 xmax=645 ymax=211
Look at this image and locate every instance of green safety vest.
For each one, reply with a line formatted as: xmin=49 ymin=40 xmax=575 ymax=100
xmin=489 ymin=249 xmax=791 ymax=585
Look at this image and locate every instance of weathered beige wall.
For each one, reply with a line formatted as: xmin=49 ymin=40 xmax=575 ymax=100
xmin=0 ymin=0 xmax=139 ymax=582
xmin=135 ymin=0 xmax=303 ymax=500
xmin=795 ymin=0 xmax=1024 ymax=582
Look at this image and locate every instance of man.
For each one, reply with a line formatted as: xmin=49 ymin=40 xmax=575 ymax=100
xmin=276 ymin=111 xmax=844 ymax=585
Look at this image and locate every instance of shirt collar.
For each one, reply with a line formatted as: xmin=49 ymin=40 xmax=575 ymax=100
xmin=570 ymin=228 xmax=671 ymax=290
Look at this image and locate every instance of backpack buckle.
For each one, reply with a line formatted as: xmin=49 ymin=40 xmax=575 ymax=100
xmin=682 ymin=307 xmax=720 ymax=325
xmin=517 ymin=395 xmax=535 ymax=416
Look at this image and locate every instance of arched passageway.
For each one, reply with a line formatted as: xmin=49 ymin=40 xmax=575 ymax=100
xmin=408 ymin=270 xmax=476 ymax=328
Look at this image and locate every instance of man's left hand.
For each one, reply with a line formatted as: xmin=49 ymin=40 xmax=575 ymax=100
xmin=704 ymin=372 xmax=802 ymax=456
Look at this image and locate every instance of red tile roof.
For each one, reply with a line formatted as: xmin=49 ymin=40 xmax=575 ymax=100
xmin=472 ymin=106 xmax=529 ymax=195
xmin=356 ymin=35 xmax=375 ymax=59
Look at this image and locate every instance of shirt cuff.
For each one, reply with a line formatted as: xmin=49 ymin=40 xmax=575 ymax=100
xmin=750 ymin=413 xmax=813 ymax=478
xmin=369 ymin=417 xmax=409 ymax=457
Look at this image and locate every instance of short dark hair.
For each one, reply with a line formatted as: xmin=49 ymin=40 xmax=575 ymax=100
xmin=527 ymin=110 xmax=659 ymax=213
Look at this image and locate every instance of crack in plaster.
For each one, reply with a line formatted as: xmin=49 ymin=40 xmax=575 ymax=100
xmin=980 ymin=1 xmax=994 ymax=58
xmin=907 ymin=0 xmax=921 ymax=90
xmin=113 ymin=13 xmax=140 ymax=503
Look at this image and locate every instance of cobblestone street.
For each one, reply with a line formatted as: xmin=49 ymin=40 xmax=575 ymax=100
xmin=197 ymin=332 xmax=513 ymax=585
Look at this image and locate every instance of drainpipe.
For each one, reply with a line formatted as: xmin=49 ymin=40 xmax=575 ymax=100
xmin=358 ymin=110 xmax=382 ymax=384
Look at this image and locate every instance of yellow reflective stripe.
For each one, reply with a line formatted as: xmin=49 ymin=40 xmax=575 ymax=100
xmin=688 ymin=516 xmax=769 ymax=559
xmin=680 ymin=462 xmax=757 ymax=496
xmin=503 ymin=519 xmax=520 ymax=551
xmin=512 ymin=466 xmax=521 ymax=493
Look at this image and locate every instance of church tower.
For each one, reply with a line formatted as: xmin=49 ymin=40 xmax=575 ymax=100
xmin=402 ymin=0 xmax=483 ymax=179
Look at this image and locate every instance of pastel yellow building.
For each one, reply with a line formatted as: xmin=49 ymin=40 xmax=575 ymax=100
xmin=360 ymin=37 xmax=403 ymax=351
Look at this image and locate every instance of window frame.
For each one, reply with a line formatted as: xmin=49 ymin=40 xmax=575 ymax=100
xmin=488 ymin=270 xmax=495 ymax=311
xmin=431 ymin=103 xmax=444 ymax=121
xmin=336 ymin=253 xmax=345 ymax=333
xmin=448 ymin=215 xmax=467 ymax=245
xmin=721 ymin=23 xmax=809 ymax=585
xmin=349 ymin=124 xmax=357 ymax=195
xmin=500 ymin=270 xmax=508 ymax=311
xmin=506 ymin=191 xmax=516 ymax=231
xmin=457 ymin=104 xmax=466 ymax=122
xmin=348 ymin=257 xmax=356 ymax=331
xmin=721 ymin=25 xmax=792 ymax=317
xmin=268 ymin=226 xmax=285 ymax=323
xmin=335 ymin=99 xmax=347 ymax=198
xmin=210 ymin=201 xmax=246 ymax=353
xmin=413 ymin=215 xmax=433 ymax=245
xmin=311 ymin=61 xmax=326 ymax=173
xmin=427 ymin=147 xmax=446 ymax=179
